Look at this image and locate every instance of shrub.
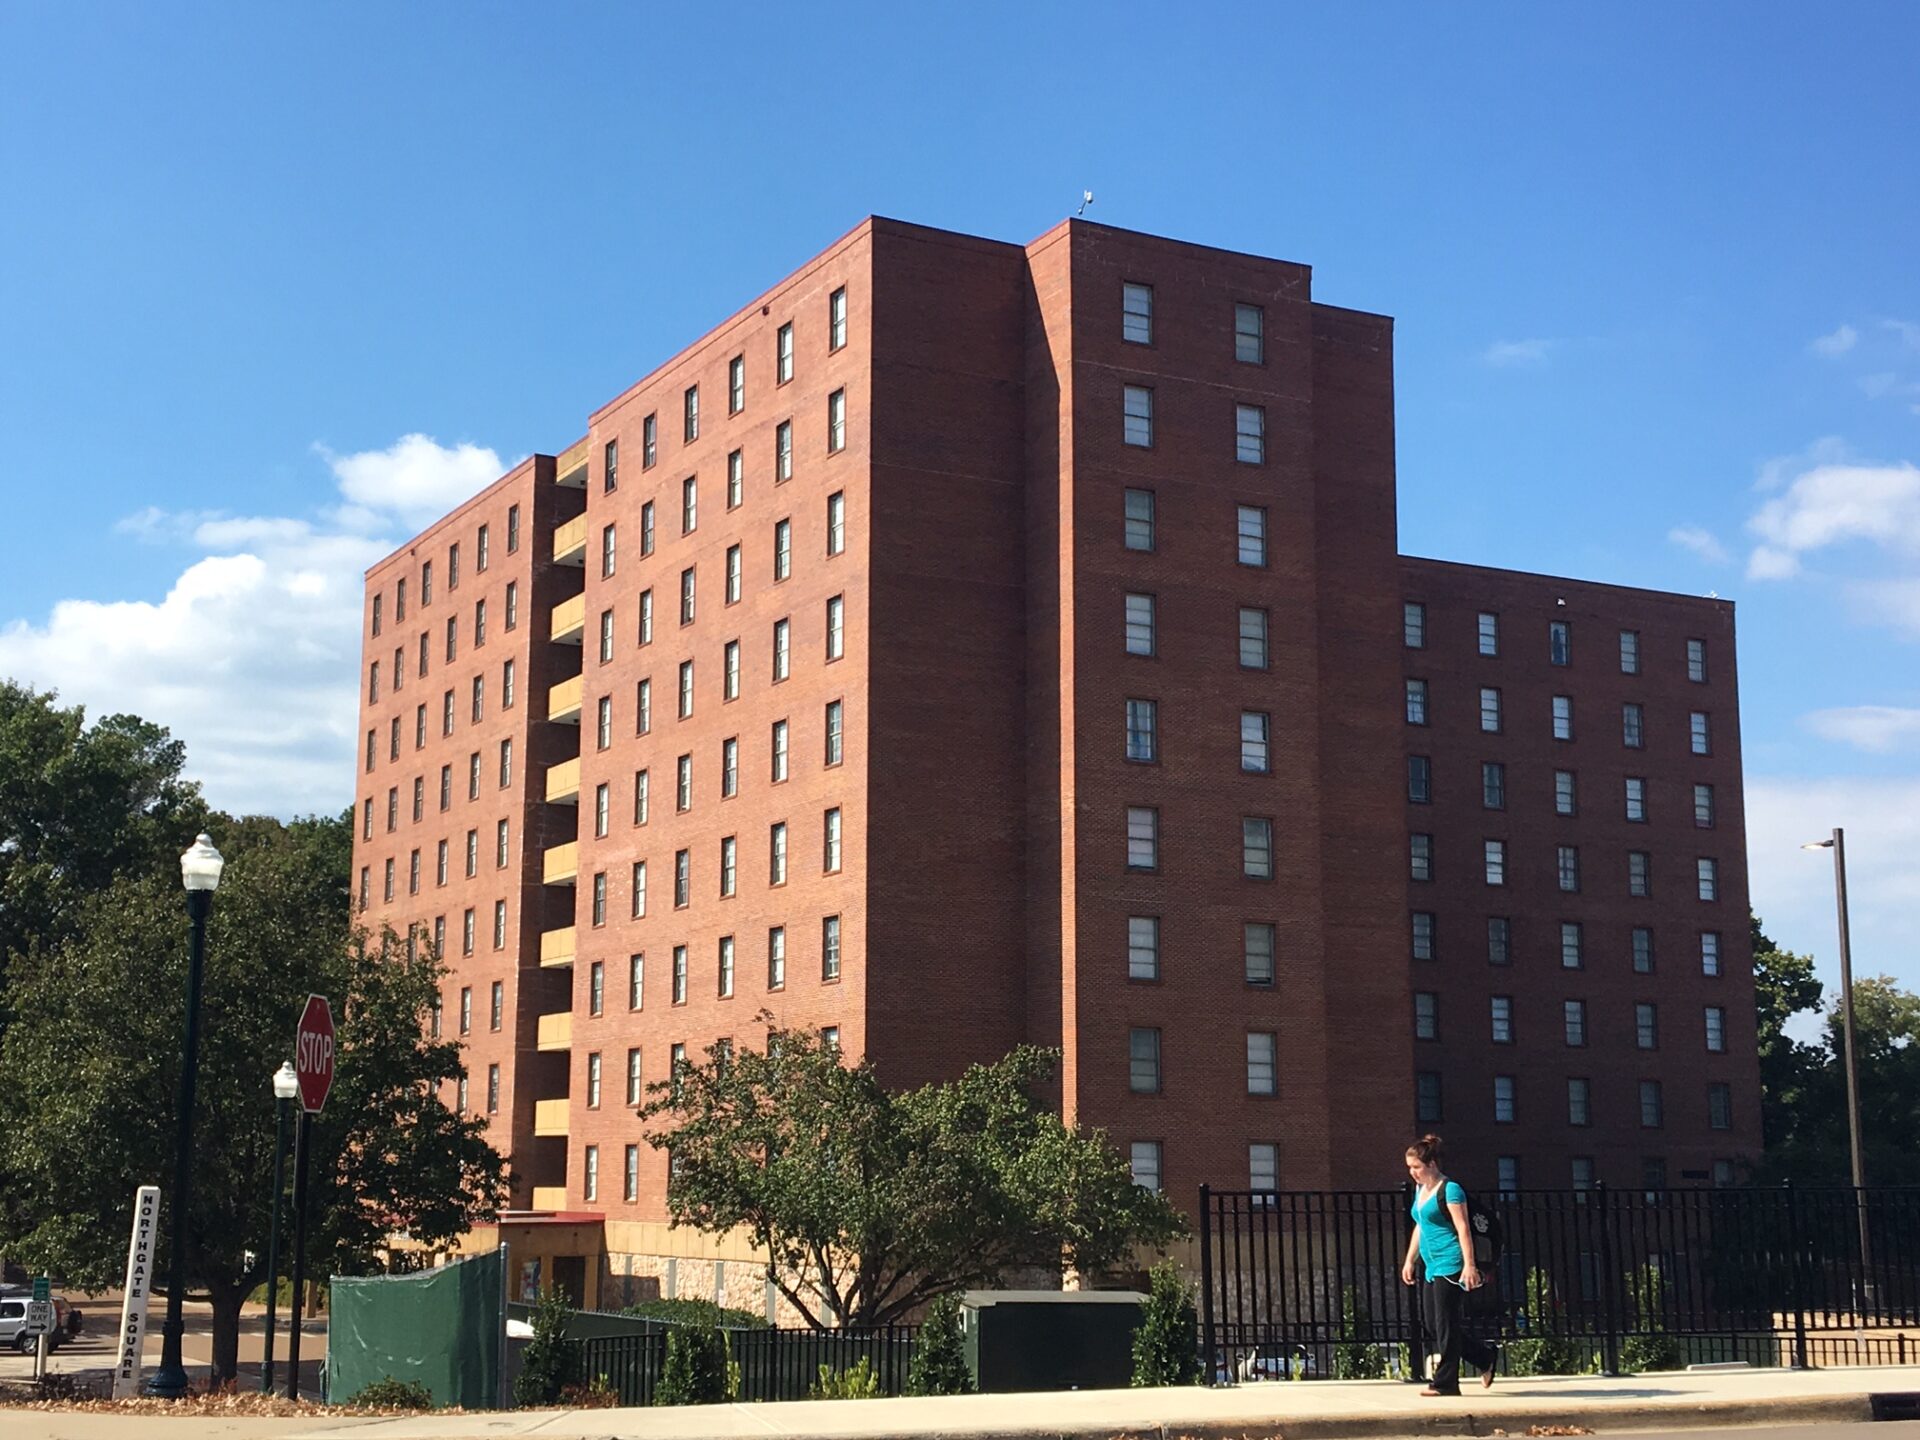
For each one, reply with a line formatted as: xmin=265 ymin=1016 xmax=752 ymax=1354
xmin=349 ymin=1375 xmax=435 ymax=1409
xmin=622 ymin=1295 xmax=768 ymax=1329
xmin=1619 ymin=1262 xmax=1684 ymax=1373
xmin=654 ymin=1322 xmax=734 ymax=1405
xmin=907 ymin=1293 xmax=973 ymax=1396
xmin=1334 ymin=1285 xmax=1386 ymax=1379
xmin=1131 ymin=1260 xmax=1201 ymax=1387
xmin=558 ymin=1374 xmax=620 ymax=1407
xmin=513 ymin=1288 xmax=580 ymax=1407
xmin=810 ymin=1356 xmax=883 ymax=1399
xmin=1503 ymin=1269 xmax=1587 ymax=1377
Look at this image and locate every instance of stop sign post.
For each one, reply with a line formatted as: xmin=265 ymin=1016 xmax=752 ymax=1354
xmin=285 ymin=994 xmax=332 ymax=1398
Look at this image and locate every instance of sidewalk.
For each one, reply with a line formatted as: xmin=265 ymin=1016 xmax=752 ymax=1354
xmin=8 ymin=1363 xmax=1918 ymax=1440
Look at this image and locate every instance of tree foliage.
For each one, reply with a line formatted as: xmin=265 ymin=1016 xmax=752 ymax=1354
xmin=905 ymin=1293 xmax=973 ymax=1395
xmin=1130 ymin=1259 xmax=1200 ymax=1387
xmin=654 ymin=1323 xmax=734 ymax=1405
xmin=513 ymin=1287 xmax=579 ymax=1407
xmin=0 ymin=810 xmax=505 ymax=1381
xmin=641 ymin=1024 xmax=1185 ymax=1328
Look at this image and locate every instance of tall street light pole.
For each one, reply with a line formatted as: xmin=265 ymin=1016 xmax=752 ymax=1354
xmin=1802 ymin=828 xmax=1873 ymax=1302
xmin=260 ymin=1062 xmax=298 ymax=1394
xmin=148 ymin=833 xmax=225 ymax=1399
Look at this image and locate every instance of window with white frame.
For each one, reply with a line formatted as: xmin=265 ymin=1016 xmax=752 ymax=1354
xmin=1235 ymin=404 xmax=1265 ymax=464
xmin=1129 ymin=1028 xmax=1162 ymax=1093
xmin=1410 ymin=833 xmax=1433 ymax=881
xmin=1549 ymin=619 xmax=1571 ymax=666
xmin=1555 ymin=769 xmax=1577 ymax=816
xmin=724 ymin=640 xmax=741 ymax=701
xmin=1235 ymin=303 xmax=1264 ymax=363
xmin=776 ymin=420 xmax=793 ymax=480
xmin=1240 ymin=711 xmax=1270 ymax=773
xmin=1626 ymin=776 xmax=1647 ymax=822
xmin=1246 ymin=1032 xmax=1277 ymax=1095
xmin=1564 ymin=1000 xmax=1587 ymax=1047
xmin=1480 ymin=686 xmax=1502 ymax=733
xmin=1485 ymin=839 xmax=1507 ymax=886
xmin=1620 ymin=629 xmax=1640 ymax=673
xmin=1478 ymin=611 xmax=1499 ymax=656
xmin=1490 ymin=995 xmax=1514 ymax=1044
xmin=1552 ymin=695 xmax=1574 ymax=740
xmin=1493 ymin=1075 xmax=1516 ymax=1123
xmin=822 ymin=914 xmax=842 ymax=980
xmin=1123 ymin=385 xmax=1153 ymax=447
xmin=1700 ymin=931 xmax=1721 ymax=976
xmin=771 ymin=719 xmax=789 ymax=781
xmin=1568 ymin=1077 xmax=1592 ymax=1126
xmin=829 ymin=287 xmax=847 ymax=349
xmin=1238 ymin=505 xmax=1268 ymax=566
xmin=729 ymin=354 xmax=745 ymax=414
xmin=1131 ymin=1141 xmax=1163 ymax=1192
xmin=1122 ymin=282 xmax=1153 ymax=343
xmin=1412 ymin=911 xmax=1435 ymax=961
xmin=1636 ymin=1002 xmax=1659 ymax=1049
xmin=1245 ymin=922 xmax=1276 ymax=985
xmin=720 ymin=836 xmax=738 ymax=897
xmin=1561 ymin=921 xmax=1583 ymax=969
xmin=1239 ymin=608 xmax=1269 ymax=669
xmin=773 ymin=618 xmax=791 ymax=681
xmin=728 ymin=448 xmax=743 ymax=508
xmin=1414 ymin=991 xmax=1438 ymax=1040
xmin=1690 ymin=711 xmax=1711 ymax=754
xmin=682 ymin=475 xmax=698 ymax=534
xmin=826 ymin=595 xmax=845 ymax=659
xmin=1404 ymin=601 xmax=1426 ymax=648
xmin=1705 ymin=1005 xmax=1727 ymax=1053
xmin=1694 ymin=783 xmax=1715 ymax=828
xmin=1125 ymin=698 xmax=1158 ymax=762
xmin=1629 ymin=850 xmax=1651 ymax=896
xmin=1697 ymin=857 xmax=1718 ymax=900
xmin=769 ymin=822 xmax=787 ymax=885
xmin=1242 ymin=817 xmax=1274 ymax=879
xmin=767 ymin=927 xmax=786 ymax=990
xmin=725 ymin=546 xmax=742 ymax=605
xmin=827 ymin=491 xmax=845 ymax=555
xmin=1249 ymin=1141 xmax=1278 ymax=1194
xmin=1125 ymin=593 xmax=1156 ymax=655
xmin=1126 ymin=806 xmax=1159 ymax=870
xmin=1125 ymin=488 xmax=1155 ymax=551
xmin=1482 ymin=761 xmax=1506 ymax=809
xmin=1632 ymin=927 xmax=1654 ymax=973
xmin=1558 ymin=844 xmax=1581 ymax=893
xmin=777 ymin=322 xmax=793 ymax=383
xmin=1688 ymin=638 xmax=1708 ymax=683
xmin=1128 ymin=916 xmax=1159 ymax=981
xmin=827 ymin=389 xmax=846 ymax=453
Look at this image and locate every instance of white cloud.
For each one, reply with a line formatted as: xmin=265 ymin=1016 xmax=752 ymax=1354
xmin=1746 ymin=545 xmax=1801 ymax=580
xmin=1811 ymin=323 xmax=1858 ymax=357
xmin=1803 ymin=706 xmax=1920 ymax=754
xmin=1483 ymin=338 xmax=1555 ymax=368
xmin=1846 ymin=577 xmax=1920 ymax=638
xmin=1884 ymin=318 xmax=1920 ymax=351
xmin=1746 ymin=453 xmax=1920 ymax=560
xmin=0 ymin=435 xmax=505 ymax=818
xmin=1667 ymin=526 xmax=1730 ymax=564
xmin=1746 ymin=776 xmax=1920 ymax=996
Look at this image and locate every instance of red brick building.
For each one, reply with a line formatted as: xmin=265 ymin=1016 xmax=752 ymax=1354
xmin=350 ymin=217 xmax=1759 ymax=1309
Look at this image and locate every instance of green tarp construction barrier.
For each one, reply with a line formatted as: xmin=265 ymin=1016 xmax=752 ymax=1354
xmin=328 ymin=1246 xmax=506 ymax=1408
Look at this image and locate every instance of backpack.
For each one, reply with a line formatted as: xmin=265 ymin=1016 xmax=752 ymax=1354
xmin=1464 ymin=1194 xmax=1503 ymax=1270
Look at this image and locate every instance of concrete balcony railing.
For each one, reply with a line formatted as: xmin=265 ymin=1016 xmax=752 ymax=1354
xmin=539 ymin=925 xmax=576 ymax=968
xmin=550 ymin=593 xmax=585 ymax=645
xmin=530 ymin=1186 xmax=567 ymax=1211
xmin=554 ymin=438 xmax=589 ymax=488
xmin=533 ymin=1099 xmax=570 ymax=1137
xmin=536 ymin=1011 xmax=572 ymax=1052
xmin=545 ymin=756 xmax=581 ymax=804
xmin=552 ymin=513 xmax=588 ymax=567
xmin=547 ymin=674 xmax=582 ymax=724
xmin=543 ymin=840 xmax=578 ymax=886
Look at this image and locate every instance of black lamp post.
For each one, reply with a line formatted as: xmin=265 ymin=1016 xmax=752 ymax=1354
xmin=1803 ymin=828 xmax=1873 ymax=1302
xmin=148 ymin=832 xmax=224 ymax=1399
xmin=260 ymin=1061 xmax=298 ymax=1393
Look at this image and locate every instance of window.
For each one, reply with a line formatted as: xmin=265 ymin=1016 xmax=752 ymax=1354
xmin=1629 ymin=851 xmax=1651 ymax=897
xmin=1122 ymin=281 xmax=1153 ymax=343
xmin=728 ymin=354 xmax=745 ymax=414
xmin=672 ymin=946 xmax=688 ymax=1005
xmin=1477 ymin=611 xmax=1499 ymax=656
xmin=1626 ymin=776 xmax=1647 ymax=822
xmin=1410 ymin=833 xmax=1434 ymax=882
xmin=1564 ymin=1000 xmax=1588 ymax=1047
xmin=1131 ymin=1141 xmax=1163 ymax=1193
xmin=1488 ymin=917 xmax=1511 ymax=965
xmin=1239 ymin=608 xmax=1269 ymax=669
xmin=637 ymin=678 xmax=653 ymax=735
xmin=628 ymin=953 xmax=646 ymax=1011
xmin=1557 ymin=845 xmax=1581 ymax=893
xmin=1694 ymin=783 xmax=1715 ymax=828
xmin=683 ymin=384 xmax=699 ymax=441
xmin=447 ymin=543 xmax=460 ymax=591
xmin=1125 ymin=489 xmax=1156 ymax=551
xmin=1635 ymin=1002 xmax=1659 ymax=1050
xmin=1249 ymin=1142 xmax=1279 ymax=1194
xmin=415 ymin=705 xmax=426 ymax=748
xmin=470 ymin=674 xmax=486 ymax=725
xmin=586 ymin=1051 xmax=602 ymax=1109
xmin=1691 ymin=711 xmax=1711 ymax=754
xmin=674 ymin=849 xmax=690 ymax=907
xmin=1484 ymin=839 xmax=1507 ymax=886
xmin=1620 ymin=629 xmax=1640 ymax=674
xmin=458 ymin=986 xmax=472 ymax=1033
xmin=1244 ymin=922 xmax=1276 ymax=984
xmin=502 ymin=659 xmax=515 ymax=709
xmin=421 ymin=560 xmax=433 ymax=604
xmin=1493 ymin=1075 xmax=1517 ymax=1124
xmin=773 ymin=618 xmax=791 ymax=680
xmin=826 ymin=595 xmax=845 ymax=659
xmin=1235 ymin=404 xmax=1266 ymax=464
xmin=397 ymin=577 xmax=410 ymax=622
xmin=724 ymin=641 xmax=741 ymax=701
xmin=1238 ymin=505 xmax=1268 ymax=566
xmin=599 ymin=608 xmax=615 ymax=663
xmin=1497 ymin=1157 xmax=1521 ymax=1193
xmin=827 ymin=389 xmax=846 ymax=453
xmin=1633 ymin=927 xmax=1654 ymax=973
xmin=771 ymin=719 xmax=789 ymax=781
xmin=590 ymin=781 xmax=611 ymax=840
xmin=1403 ymin=601 xmax=1426 ymax=648
xmin=468 ymin=751 xmax=482 ymax=799
xmin=1126 ymin=807 xmax=1159 ymax=870
xmin=1705 ymin=1005 xmax=1727 ymax=1054
xmin=1240 ymin=711 xmax=1270 ymax=773
xmin=676 ymin=753 xmax=692 ymax=812
xmin=631 ymin=861 xmax=647 ymax=918
xmin=1549 ymin=620 xmax=1571 ymax=666
xmin=726 ymin=448 xmax=744 ymax=509
xmin=1552 ymin=695 xmax=1574 ymax=741
xmin=769 ymin=822 xmax=787 ymax=885
xmin=591 ymin=871 xmax=607 ymax=926
xmin=1561 ymin=921 xmax=1583 ymax=969
xmin=1703 ymin=1081 xmax=1734 ymax=1133
xmin=368 ymin=661 xmax=381 ymax=703
xmin=1623 ymin=703 xmax=1645 ymax=749
xmin=1490 ymin=995 xmax=1514 ymax=1044
xmin=1125 ymin=594 xmax=1157 ymax=655
xmin=641 ymin=500 xmax=655 ymax=555
xmin=1411 ymin=911 xmax=1435 ymax=961
xmin=1701 ymin=931 xmax=1722 ymax=976
xmin=624 ymin=1144 xmax=640 ymax=1201
xmin=1125 ymin=698 xmax=1157 ymax=762
xmin=1246 ymin=1032 xmax=1277 ymax=1095
xmin=682 ymin=476 xmax=698 ymax=535
xmin=601 ymin=522 xmax=617 ymax=578
xmin=633 ymin=768 xmax=650 ymax=824
xmin=823 ymin=808 xmax=842 ymax=873
xmin=1555 ymin=769 xmax=1578 ymax=816
xmin=1480 ymin=687 xmax=1502 ymax=733
xmin=1482 ymin=761 xmax=1506 ymax=809
xmin=1697 ymin=857 xmax=1719 ymax=901
xmin=436 ymin=840 xmax=448 ymax=885
xmin=776 ymin=420 xmax=793 ymax=481
xmin=1128 ymin=916 xmax=1160 ymax=981
xmin=372 ymin=594 xmax=384 ymax=637
xmin=383 ymin=858 xmax=395 ymax=902
xmin=1407 ymin=755 xmax=1432 ymax=804
xmin=678 ymin=660 xmax=694 ymax=719
xmin=722 ymin=736 xmax=739 ymax=797
xmin=1123 ymin=385 xmax=1153 ymax=447
xmin=767 ymin=927 xmax=786 ymax=989
xmin=1687 ymin=638 xmax=1708 ymax=683
xmin=446 ymin=617 xmax=457 ymax=663
xmin=719 ymin=835 xmax=737 ymax=896
xmin=718 ymin=936 xmax=735 ymax=997
xmin=1235 ymin=302 xmax=1264 ymax=363
xmin=1568 ymin=1077 xmax=1592 ymax=1127
xmin=1242 ymin=817 xmax=1274 ymax=879
xmin=829 ymin=286 xmax=847 ymax=349
xmin=438 ymin=764 xmax=452 ymax=810
xmin=822 ymin=915 xmax=842 ymax=980
xmin=1129 ymin=1028 xmax=1162 ymax=1093
xmin=487 ymin=1064 xmax=499 ymax=1114
xmin=827 ymin=491 xmax=845 ymax=555
xmin=825 ymin=700 xmax=844 ymax=765
xmin=1640 ymin=1080 xmax=1664 ymax=1128
xmin=1416 ymin=1071 xmax=1443 ymax=1124
xmin=597 ymin=694 xmax=613 ymax=749
xmin=1414 ymin=991 xmax=1439 ymax=1040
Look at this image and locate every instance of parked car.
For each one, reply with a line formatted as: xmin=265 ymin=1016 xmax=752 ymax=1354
xmin=0 ymin=1289 xmax=69 ymax=1353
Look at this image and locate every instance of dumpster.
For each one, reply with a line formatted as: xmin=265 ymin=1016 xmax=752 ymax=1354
xmin=960 ymin=1289 xmax=1146 ymax=1392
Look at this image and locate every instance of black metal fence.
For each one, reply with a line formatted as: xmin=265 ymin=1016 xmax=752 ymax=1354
xmin=574 ymin=1322 xmax=918 ymax=1403
xmin=1198 ymin=1184 xmax=1920 ymax=1382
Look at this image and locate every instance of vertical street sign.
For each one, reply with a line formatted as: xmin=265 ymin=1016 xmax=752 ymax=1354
xmin=294 ymin=995 xmax=335 ymax=1114
xmin=112 ymin=1185 xmax=161 ymax=1398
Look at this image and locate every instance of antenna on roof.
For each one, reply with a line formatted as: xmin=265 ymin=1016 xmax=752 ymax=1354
xmin=1076 ymin=189 xmax=1094 ymax=217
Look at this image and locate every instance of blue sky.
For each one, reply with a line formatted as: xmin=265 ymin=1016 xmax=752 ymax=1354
xmin=2 ymin=2 xmax=1916 ymax=1000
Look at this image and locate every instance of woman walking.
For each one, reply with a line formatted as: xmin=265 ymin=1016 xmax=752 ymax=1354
xmin=1400 ymin=1134 xmax=1498 ymax=1396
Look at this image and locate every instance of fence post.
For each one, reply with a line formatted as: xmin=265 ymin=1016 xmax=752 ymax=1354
xmin=1784 ymin=1182 xmax=1809 ymax=1369
xmin=1595 ymin=1182 xmax=1620 ymax=1377
xmin=1198 ymin=1184 xmax=1217 ymax=1385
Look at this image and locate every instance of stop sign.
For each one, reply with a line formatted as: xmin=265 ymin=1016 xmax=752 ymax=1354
xmin=294 ymin=994 xmax=335 ymax=1114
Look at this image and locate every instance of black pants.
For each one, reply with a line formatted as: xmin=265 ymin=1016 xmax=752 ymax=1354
xmin=1423 ymin=1276 xmax=1497 ymax=1392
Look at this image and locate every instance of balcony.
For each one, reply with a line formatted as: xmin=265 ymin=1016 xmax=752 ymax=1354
xmin=537 ymin=1011 xmax=572 ymax=1052
xmin=546 ymin=756 xmax=581 ymax=805
xmin=539 ymin=925 xmax=576 ymax=968
xmin=530 ymin=1186 xmax=567 ymax=1211
xmin=555 ymin=439 xmax=589 ymax=489
xmin=552 ymin=513 xmax=587 ymax=567
xmin=551 ymin=593 xmax=585 ymax=645
xmin=533 ymin=1099 xmax=570 ymax=1137
xmin=547 ymin=674 xmax=582 ymax=725
xmin=543 ymin=841 xmax=578 ymax=886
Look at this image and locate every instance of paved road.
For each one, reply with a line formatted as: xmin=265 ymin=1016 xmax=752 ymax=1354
xmin=0 ymin=1299 xmax=327 ymax=1396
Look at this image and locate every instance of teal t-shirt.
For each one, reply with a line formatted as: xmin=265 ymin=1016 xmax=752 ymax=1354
xmin=1412 ymin=1180 xmax=1466 ymax=1278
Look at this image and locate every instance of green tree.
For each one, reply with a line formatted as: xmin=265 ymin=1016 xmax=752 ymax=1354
xmin=1751 ymin=912 xmax=1830 ymax=1169
xmin=0 ymin=812 xmax=505 ymax=1381
xmin=1503 ymin=1268 xmax=1586 ymax=1376
xmin=513 ymin=1287 xmax=579 ymax=1407
xmin=1130 ymin=1260 xmax=1200 ymax=1386
xmin=1333 ymin=1284 xmax=1385 ymax=1379
xmin=654 ymin=1323 xmax=733 ymax=1405
xmin=642 ymin=1024 xmax=1185 ymax=1329
xmin=905 ymin=1293 xmax=973 ymax=1396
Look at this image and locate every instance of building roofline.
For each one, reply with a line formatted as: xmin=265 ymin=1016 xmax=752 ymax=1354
xmin=361 ymin=453 xmax=542 ymax=579
xmin=1400 ymin=552 xmax=1736 ymax=610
